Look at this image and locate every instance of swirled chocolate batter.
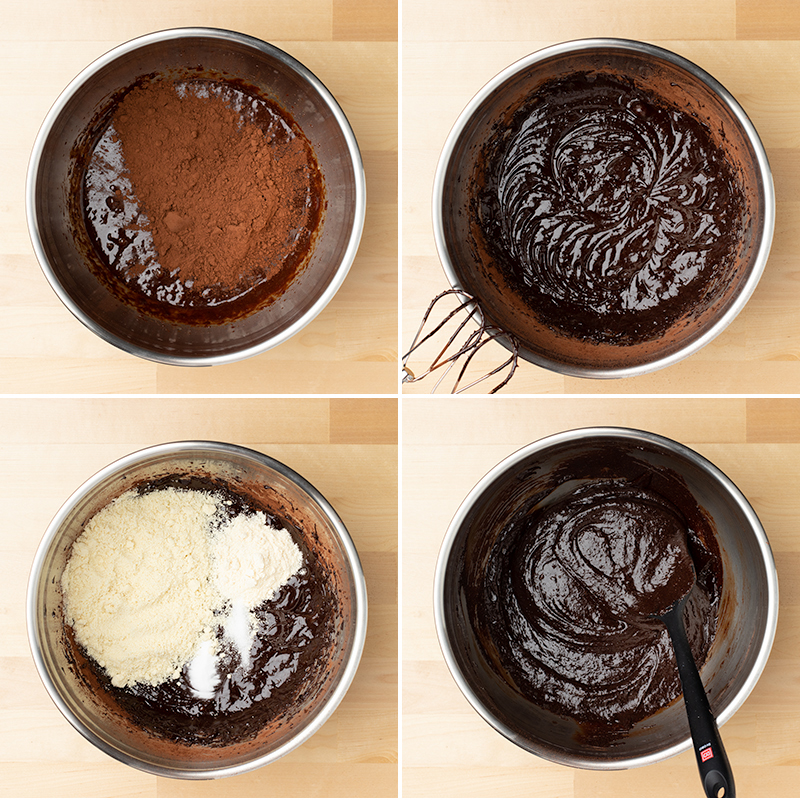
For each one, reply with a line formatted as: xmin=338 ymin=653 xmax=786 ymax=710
xmin=469 ymin=453 xmax=723 ymax=744
xmin=78 ymin=76 xmax=325 ymax=325
xmin=62 ymin=474 xmax=338 ymax=747
xmin=472 ymin=72 xmax=747 ymax=344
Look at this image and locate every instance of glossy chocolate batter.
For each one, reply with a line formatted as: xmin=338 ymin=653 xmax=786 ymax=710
xmin=468 ymin=455 xmax=723 ymax=744
xmin=65 ymin=474 xmax=338 ymax=747
xmin=472 ymin=72 xmax=746 ymax=345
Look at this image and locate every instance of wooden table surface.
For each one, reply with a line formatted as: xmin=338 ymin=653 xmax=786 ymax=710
xmin=0 ymin=397 xmax=398 ymax=797
xmin=403 ymin=0 xmax=800 ymax=394
xmin=403 ymin=396 xmax=799 ymax=797
xmin=1 ymin=0 xmax=398 ymax=394
xmin=8 ymin=0 xmax=800 ymax=798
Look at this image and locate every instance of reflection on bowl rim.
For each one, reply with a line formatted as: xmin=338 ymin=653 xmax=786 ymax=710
xmin=433 ymin=426 xmax=778 ymax=770
xmin=25 ymin=28 xmax=366 ymax=367
xmin=432 ymin=38 xmax=775 ymax=379
xmin=26 ymin=440 xmax=368 ymax=779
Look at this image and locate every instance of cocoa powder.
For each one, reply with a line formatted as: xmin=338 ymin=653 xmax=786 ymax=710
xmin=82 ymin=77 xmax=324 ymax=322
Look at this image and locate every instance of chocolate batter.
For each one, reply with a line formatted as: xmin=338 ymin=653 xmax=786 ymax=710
xmin=64 ymin=474 xmax=338 ymax=747
xmin=467 ymin=451 xmax=723 ymax=744
xmin=472 ymin=72 xmax=747 ymax=345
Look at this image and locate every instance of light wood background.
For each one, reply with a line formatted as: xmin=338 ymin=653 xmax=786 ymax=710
xmin=0 ymin=397 xmax=397 ymax=797
xmin=403 ymin=396 xmax=799 ymax=797
xmin=1 ymin=0 xmax=398 ymax=394
xmin=403 ymin=0 xmax=800 ymax=394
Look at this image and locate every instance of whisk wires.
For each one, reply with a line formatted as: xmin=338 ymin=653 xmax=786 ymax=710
xmin=402 ymin=289 xmax=519 ymax=394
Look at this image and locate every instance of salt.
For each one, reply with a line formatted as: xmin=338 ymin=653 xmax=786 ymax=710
xmin=187 ymin=638 xmax=219 ymax=699
xmin=224 ymin=601 xmax=255 ymax=668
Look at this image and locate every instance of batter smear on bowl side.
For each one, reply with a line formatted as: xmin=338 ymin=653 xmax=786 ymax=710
xmin=472 ymin=72 xmax=747 ymax=345
xmin=81 ymin=77 xmax=325 ymax=324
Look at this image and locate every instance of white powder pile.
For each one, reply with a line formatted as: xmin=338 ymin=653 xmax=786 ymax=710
xmin=209 ymin=510 xmax=302 ymax=672
xmin=61 ymin=486 xmax=302 ymax=691
xmin=211 ymin=510 xmax=303 ymax=607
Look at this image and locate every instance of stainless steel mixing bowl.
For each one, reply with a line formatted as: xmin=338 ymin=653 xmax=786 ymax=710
xmin=27 ymin=441 xmax=367 ymax=778
xmin=27 ymin=29 xmax=365 ymax=366
xmin=434 ymin=427 xmax=778 ymax=769
xmin=433 ymin=39 xmax=774 ymax=379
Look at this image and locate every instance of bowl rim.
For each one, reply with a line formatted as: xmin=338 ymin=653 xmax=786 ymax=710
xmin=25 ymin=27 xmax=366 ymax=367
xmin=26 ymin=439 xmax=368 ymax=779
xmin=431 ymin=38 xmax=776 ymax=380
xmin=433 ymin=426 xmax=779 ymax=770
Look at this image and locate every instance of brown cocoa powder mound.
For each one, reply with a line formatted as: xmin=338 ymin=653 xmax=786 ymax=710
xmin=111 ymin=80 xmax=318 ymax=292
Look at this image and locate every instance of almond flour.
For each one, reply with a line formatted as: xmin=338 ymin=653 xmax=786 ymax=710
xmin=61 ymin=485 xmax=302 ymax=690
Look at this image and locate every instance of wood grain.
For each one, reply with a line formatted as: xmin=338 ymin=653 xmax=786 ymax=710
xmin=402 ymin=396 xmax=799 ymax=797
xmin=0 ymin=397 xmax=397 ymax=797
xmin=402 ymin=0 xmax=800 ymax=394
xmin=1 ymin=0 xmax=398 ymax=394
xmin=8 ymin=2 xmax=800 ymax=799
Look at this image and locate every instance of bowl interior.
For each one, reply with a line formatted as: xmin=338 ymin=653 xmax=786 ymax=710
xmin=29 ymin=444 xmax=362 ymax=776
xmin=437 ymin=43 xmax=771 ymax=376
xmin=29 ymin=31 xmax=363 ymax=364
xmin=438 ymin=431 xmax=775 ymax=768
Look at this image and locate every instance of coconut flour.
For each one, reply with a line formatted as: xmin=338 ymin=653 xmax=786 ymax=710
xmin=61 ymin=486 xmax=302 ymax=689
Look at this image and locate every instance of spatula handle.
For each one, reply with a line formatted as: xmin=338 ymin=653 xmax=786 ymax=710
xmin=662 ymin=609 xmax=736 ymax=798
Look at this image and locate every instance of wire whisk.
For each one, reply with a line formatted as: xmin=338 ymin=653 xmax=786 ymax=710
xmin=402 ymin=289 xmax=519 ymax=394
